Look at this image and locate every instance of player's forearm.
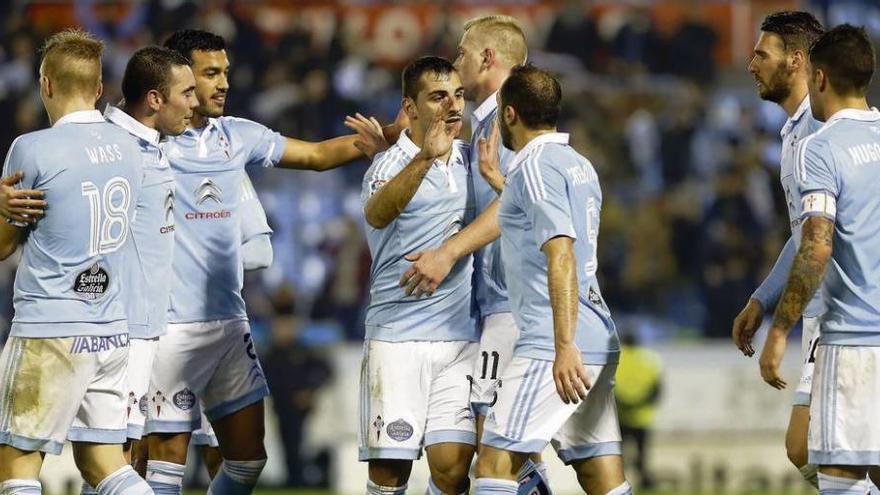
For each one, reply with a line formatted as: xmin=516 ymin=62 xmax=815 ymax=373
xmin=364 ymin=154 xmax=434 ymax=229
xmin=382 ymin=123 xmax=404 ymax=146
xmin=770 ymin=217 xmax=833 ymax=332
xmin=0 ymin=222 xmax=23 ymax=260
xmin=544 ymin=237 xmax=579 ymax=350
xmin=279 ymin=135 xmax=363 ymax=171
xmin=442 ymin=200 xmax=501 ymax=260
xmin=752 ymin=235 xmax=796 ymax=309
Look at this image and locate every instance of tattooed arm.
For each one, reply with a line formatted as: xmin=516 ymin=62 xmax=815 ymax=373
xmin=759 ymin=216 xmax=834 ymax=389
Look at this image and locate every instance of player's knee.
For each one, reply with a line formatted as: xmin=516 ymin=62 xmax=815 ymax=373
xmin=475 ymin=448 xmax=520 ymax=479
xmin=369 ymin=459 xmax=412 ymax=487
xmin=146 ymin=433 xmax=189 ymax=465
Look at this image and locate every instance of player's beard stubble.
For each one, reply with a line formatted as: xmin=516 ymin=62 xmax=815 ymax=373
xmin=758 ymin=61 xmax=795 ymax=104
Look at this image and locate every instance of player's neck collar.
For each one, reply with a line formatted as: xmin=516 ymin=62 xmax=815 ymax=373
xmin=103 ymin=104 xmax=160 ymax=145
xmin=53 ymin=109 xmax=104 ymax=127
xmin=826 ymin=107 xmax=880 ymax=125
xmin=472 ymin=91 xmax=498 ymax=124
xmin=508 ymin=132 xmax=569 ymax=173
xmin=396 ymin=129 xmax=422 ymax=158
xmin=781 ymin=96 xmax=811 ymax=138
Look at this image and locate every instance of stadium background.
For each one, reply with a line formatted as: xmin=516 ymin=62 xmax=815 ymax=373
xmin=2 ymin=0 xmax=880 ymax=493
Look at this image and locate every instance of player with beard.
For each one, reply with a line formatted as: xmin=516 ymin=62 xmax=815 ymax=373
xmin=141 ymin=29 xmax=401 ymax=495
xmin=732 ymin=11 xmax=827 ymax=489
xmin=399 ymin=15 xmax=553 ymax=494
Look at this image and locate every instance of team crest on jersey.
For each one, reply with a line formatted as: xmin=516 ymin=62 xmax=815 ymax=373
xmin=173 ymin=388 xmax=196 ymax=411
xmin=588 ymin=287 xmax=605 ymax=308
xmin=218 ymin=135 xmax=232 ymax=159
xmin=195 ymin=178 xmax=223 ymax=206
xmin=139 ymin=394 xmax=149 ymax=416
xmin=153 ymin=391 xmax=166 ymax=416
xmin=73 ymin=263 xmax=109 ymax=300
xmin=372 ymin=415 xmax=384 ymax=441
xmin=161 ymin=189 xmax=176 ymax=234
xmin=386 ymin=419 xmax=414 ymax=442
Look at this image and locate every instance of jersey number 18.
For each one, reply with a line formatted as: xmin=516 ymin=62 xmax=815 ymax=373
xmin=82 ymin=177 xmax=131 ymax=256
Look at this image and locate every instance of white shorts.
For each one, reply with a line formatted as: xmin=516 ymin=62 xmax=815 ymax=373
xmin=0 ymin=335 xmax=129 ymax=454
xmin=191 ymin=408 xmax=218 ymax=447
xmin=471 ymin=313 xmax=518 ymax=417
xmin=358 ymin=340 xmax=478 ymax=461
xmin=809 ymin=345 xmax=880 ymax=466
xmin=793 ymin=316 xmax=820 ymax=407
xmin=482 ymin=356 xmax=622 ymax=464
xmin=144 ymin=319 xmax=269 ymax=434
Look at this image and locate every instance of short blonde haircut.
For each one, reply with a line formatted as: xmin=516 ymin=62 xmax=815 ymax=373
xmin=463 ymin=15 xmax=528 ymax=67
xmin=40 ymin=29 xmax=104 ymax=97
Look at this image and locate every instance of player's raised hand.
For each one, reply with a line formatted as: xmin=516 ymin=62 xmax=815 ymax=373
xmin=345 ymin=113 xmax=389 ymax=159
xmin=553 ymin=342 xmax=591 ymax=404
xmin=478 ymin=120 xmax=504 ymax=193
xmin=399 ymin=247 xmax=456 ymax=297
xmin=0 ymin=171 xmax=46 ymax=224
xmin=421 ymin=97 xmax=460 ymax=159
xmin=759 ymin=327 xmax=788 ymax=390
xmin=733 ymin=298 xmax=764 ymax=357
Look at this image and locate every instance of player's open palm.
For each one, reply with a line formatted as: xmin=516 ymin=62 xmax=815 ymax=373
xmin=478 ymin=120 xmax=504 ymax=193
xmin=554 ymin=343 xmax=591 ymax=404
xmin=421 ymin=98 xmax=458 ymax=159
xmin=345 ymin=113 xmax=388 ymax=159
xmin=400 ymin=248 xmax=455 ymax=297
xmin=0 ymin=171 xmax=46 ymax=224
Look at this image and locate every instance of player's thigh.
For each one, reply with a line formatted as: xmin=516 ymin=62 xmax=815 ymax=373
xmin=359 ymin=340 xmax=431 ymax=464
xmin=0 ymin=336 xmax=98 ymax=456
xmin=71 ymin=442 xmax=126 ymax=488
xmin=809 ymin=345 xmax=880 ymax=467
xmin=471 ymin=313 xmax=518 ymax=418
xmin=0 ymin=444 xmax=44 ymax=481
xmin=201 ymin=320 xmax=269 ymax=427
xmin=557 ymin=364 xmax=626 ymax=493
xmin=553 ymin=364 xmax=623 ymax=465
xmin=481 ymin=356 xmax=577 ymax=458
xmin=69 ymin=338 xmax=130 ymax=446
xmin=426 ymin=341 xmax=478 ymax=450
xmin=210 ymin=400 xmax=266 ymax=460
xmin=145 ymin=322 xmax=220 ymax=434
xmin=785 ymin=405 xmax=810 ymax=466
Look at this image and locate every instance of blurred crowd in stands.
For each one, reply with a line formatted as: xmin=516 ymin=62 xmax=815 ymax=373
xmin=1 ymin=0 xmax=879 ymax=486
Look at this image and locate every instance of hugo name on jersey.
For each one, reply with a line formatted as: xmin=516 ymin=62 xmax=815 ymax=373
xmin=163 ymin=116 xmax=285 ymax=323
xmin=3 ymin=110 xmax=143 ymax=338
xmin=797 ymin=108 xmax=880 ymax=345
xmin=498 ymin=133 xmax=619 ymax=364
xmin=104 ymin=105 xmax=175 ymax=339
xmin=360 ymin=132 xmax=477 ymax=342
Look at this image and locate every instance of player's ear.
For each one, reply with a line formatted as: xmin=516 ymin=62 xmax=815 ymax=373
xmin=790 ymin=50 xmax=806 ymax=72
xmin=95 ymin=81 xmax=103 ymax=101
xmin=146 ymin=89 xmax=163 ymax=112
xmin=402 ymin=97 xmax=417 ymax=122
xmin=503 ymin=104 xmax=516 ymax=126
xmin=482 ymin=48 xmax=495 ymax=71
xmin=816 ymin=67 xmax=827 ymax=93
xmin=40 ymin=75 xmax=52 ymax=99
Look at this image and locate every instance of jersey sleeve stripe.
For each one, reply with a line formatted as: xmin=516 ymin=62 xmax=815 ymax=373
xmin=522 ymin=151 xmax=539 ymax=203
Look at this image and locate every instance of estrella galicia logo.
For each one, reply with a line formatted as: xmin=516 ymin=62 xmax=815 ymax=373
xmin=386 ymin=419 xmax=414 ymax=442
xmin=139 ymin=394 xmax=149 ymax=416
xmin=195 ymin=178 xmax=223 ymax=206
xmin=73 ymin=263 xmax=109 ymax=300
xmin=173 ymin=388 xmax=196 ymax=411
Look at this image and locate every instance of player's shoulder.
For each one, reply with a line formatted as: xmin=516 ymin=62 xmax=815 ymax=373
xmin=369 ymin=142 xmax=408 ymax=170
xmin=216 ymin=116 xmax=271 ymax=137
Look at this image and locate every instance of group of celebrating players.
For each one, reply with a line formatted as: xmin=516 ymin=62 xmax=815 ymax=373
xmin=0 ymin=8 xmax=877 ymax=495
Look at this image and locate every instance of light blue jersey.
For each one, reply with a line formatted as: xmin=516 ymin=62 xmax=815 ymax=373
xmin=753 ymin=97 xmax=825 ymax=317
xmin=104 ymin=105 xmax=175 ymax=339
xmin=498 ymin=133 xmax=619 ymax=364
xmin=797 ymin=108 xmax=880 ymax=346
xmin=3 ymin=110 xmax=142 ymax=338
xmin=164 ymin=117 xmax=285 ymax=323
xmin=469 ymin=92 xmax=515 ymax=320
xmin=361 ymin=131 xmax=477 ymax=342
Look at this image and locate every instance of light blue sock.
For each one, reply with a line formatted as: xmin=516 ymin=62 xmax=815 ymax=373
xmin=81 ymin=482 xmax=98 ymax=495
xmin=0 ymin=480 xmax=41 ymax=495
xmin=95 ymin=466 xmax=153 ymax=495
xmin=475 ymin=479 xmax=518 ymax=495
xmin=606 ymin=480 xmax=633 ymax=495
xmin=818 ymin=473 xmax=869 ymax=495
xmin=206 ymin=459 xmax=266 ymax=495
xmin=145 ymin=460 xmax=185 ymax=495
xmin=366 ymin=480 xmax=407 ymax=495
xmin=516 ymin=460 xmax=552 ymax=495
